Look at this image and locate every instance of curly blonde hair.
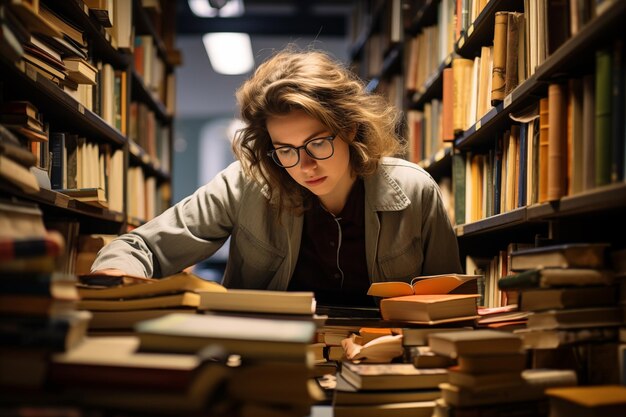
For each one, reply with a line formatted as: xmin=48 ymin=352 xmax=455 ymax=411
xmin=233 ymin=46 xmax=403 ymax=214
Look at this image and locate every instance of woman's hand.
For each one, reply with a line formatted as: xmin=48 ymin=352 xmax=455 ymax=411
xmin=89 ymin=268 xmax=127 ymax=276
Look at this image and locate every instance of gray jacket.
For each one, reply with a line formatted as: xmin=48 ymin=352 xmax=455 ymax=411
xmin=91 ymin=157 xmax=462 ymax=289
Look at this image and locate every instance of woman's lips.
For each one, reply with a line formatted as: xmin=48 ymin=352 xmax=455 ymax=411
xmin=305 ymin=177 xmax=326 ymax=186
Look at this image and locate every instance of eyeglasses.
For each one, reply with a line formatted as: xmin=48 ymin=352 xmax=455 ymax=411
xmin=267 ymin=135 xmax=336 ymax=168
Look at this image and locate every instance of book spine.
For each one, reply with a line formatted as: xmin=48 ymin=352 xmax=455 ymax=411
xmin=547 ymin=83 xmax=568 ymax=200
xmin=582 ymin=74 xmax=596 ymax=191
xmin=504 ymin=12 xmax=521 ymax=97
xmin=538 ymin=97 xmax=550 ymax=202
xmin=497 ymin=270 xmax=540 ymax=290
xmin=452 ymin=151 xmax=466 ymax=225
xmin=491 ymin=12 xmax=508 ymax=104
xmin=49 ymin=132 xmax=65 ymax=189
xmin=595 ymin=47 xmax=612 ymax=186
xmin=611 ymin=39 xmax=624 ymax=182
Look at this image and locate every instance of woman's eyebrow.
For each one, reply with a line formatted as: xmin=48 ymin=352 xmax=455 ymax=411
xmin=272 ymin=130 xmax=330 ymax=146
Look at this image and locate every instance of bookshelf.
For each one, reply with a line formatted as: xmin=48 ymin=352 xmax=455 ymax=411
xmin=0 ymin=0 xmax=179 ymax=258
xmin=348 ymin=2 xmax=626 ymax=408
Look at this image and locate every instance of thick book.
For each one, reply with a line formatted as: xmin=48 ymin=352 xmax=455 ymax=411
xmin=77 ymin=272 xmax=226 ymax=299
xmin=0 ymin=153 xmax=40 ymax=193
xmin=334 ymin=400 xmax=436 ymax=417
xmin=595 ymin=47 xmax=612 ymax=186
xmin=547 ymin=82 xmax=568 ymax=201
xmin=198 ymin=289 xmax=315 ymax=316
xmin=367 ymin=274 xmax=480 ymax=298
xmin=49 ymin=336 xmax=215 ymax=391
xmin=428 ymin=329 xmax=523 ymax=358
xmin=88 ymin=308 xmax=197 ymax=330
xmin=58 ymin=187 xmax=108 ymax=208
xmin=546 ymin=385 xmax=626 ymax=417
xmin=340 ymin=362 xmax=448 ymax=391
xmin=77 ymin=292 xmax=201 ymax=311
xmin=515 ymin=327 xmax=618 ymax=349
xmin=456 ymin=352 xmax=527 ymax=374
xmin=0 ymin=310 xmax=91 ymax=351
xmin=447 ymin=366 xmax=524 ymax=391
xmin=405 ymin=346 xmax=455 ymax=369
xmin=333 ymin=373 xmax=441 ymax=405
xmin=525 ymin=306 xmax=623 ymax=330
xmin=509 ymin=243 xmax=609 ymax=271
xmin=498 ymin=268 xmax=614 ymax=290
xmin=378 ymin=294 xmax=479 ymax=324
xmin=519 ymin=285 xmax=617 ymax=311
xmin=491 ymin=11 xmax=508 ymax=103
xmin=136 ymin=313 xmax=317 ymax=361
xmin=0 ymin=231 xmax=65 ymax=261
xmin=0 ymin=271 xmax=78 ymax=300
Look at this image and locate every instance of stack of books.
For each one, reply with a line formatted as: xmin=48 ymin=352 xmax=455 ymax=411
xmin=499 ymin=243 xmax=621 ymax=350
xmin=332 ymin=362 xmax=447 ymax=417
xmin=0 ymin=200 xmax=91 ymax=391
xmin=47 ymin=334 xmax=232 ymax=414
xmin=0 ymin=108 xmax=42 ymax=193
xmin=428 ymin=329 xmax=577 ymax=416
xmin=136 ymin=312 xmax=323 ymax=416
xmin=77 ymin=272 xmax=226 ymax=332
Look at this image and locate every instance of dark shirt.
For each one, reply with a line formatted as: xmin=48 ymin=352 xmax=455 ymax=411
xmin=288 ymin=179 xmax=376 ymax=307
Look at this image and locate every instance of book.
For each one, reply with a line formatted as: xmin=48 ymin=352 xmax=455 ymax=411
xmin=498 ymin=268 xmax=614 ymax=290
xmin=77 ymin=292 xmax=201 ymax=311
xmin=88 ymin=308 xmax=197 ymax=330
xmin=547 ymin=82 xmax=568 ymax=201
xmin=198 ymin=289 xmax=315 ymax=316
xmin=340 ymin=362 xmax=448 ymax=391
xmin=509 ymin=243 xmax=609 ymax=271
xmin=334 ymin=400 xmax=436 ymax=417
xmin=456 ymin=352 xmax=527 ymax=374
xmin=519 ymin=285 xmax=617 ymax=311
xmin=378 ymin=294 xmax=479 ymax=324
xmin=333 ymin=373 xmax=441 ymax=405
xmin=515 ymin=327 xmax=618 ymax=349
xmin=77 ymin=272 xmax=226 ymax=299
xmin=136 ymin=313 xmax=317 ymax=361
xmin=0 ymin=271 xmax=78 ymax=300
xmin=525 ymin=306 xmax=623 ymax=330
xmin=428 ymin=329 xmax=523 ymax=358
xmin=58 ymin=187 xmax=107 ymax=208
xmin=367 ymin=274 xmax=480 ymax=298
xmin=0 ymin=310 xmax=91 ymax=351
xmin=49 ymin=336 xmax=219 ymax=391
xmin=63 ymin=57 xmax=97 ymax=85
xmin=0 ymin=153 xmax=40 ymax=193
xmin=546 ymin=385 xmax=626 ymax=417
xmin=402 ymin=327 xmax=473 ymax=347
xmin=0 ymin=231 xmax=65 ymax=260
xmin=447 ymin=366 xmax=524 ymax=391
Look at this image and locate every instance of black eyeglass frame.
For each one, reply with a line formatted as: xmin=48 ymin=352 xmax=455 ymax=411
xmin=267 ymin=135 xmax=337 ymax=168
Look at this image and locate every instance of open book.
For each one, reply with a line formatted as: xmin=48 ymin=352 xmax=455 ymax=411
xmin=367 ymin=274 xmax=480 ymax=298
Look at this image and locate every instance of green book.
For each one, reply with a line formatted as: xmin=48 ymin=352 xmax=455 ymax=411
xmin=452 ymin=151 xmax=465 ymax=225
xmin=594 ymin=48 xmax=612 ymax=186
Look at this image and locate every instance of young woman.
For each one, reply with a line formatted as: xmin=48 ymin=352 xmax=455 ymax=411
xmin=91 ymin=47 xmax=462 ymax=306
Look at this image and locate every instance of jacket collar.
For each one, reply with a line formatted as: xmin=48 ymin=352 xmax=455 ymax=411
xmin=363 ymin=161 xmax=411 ymax=211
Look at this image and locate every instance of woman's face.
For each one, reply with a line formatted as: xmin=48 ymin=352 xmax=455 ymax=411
xmin=267 ymin=109 xmax=355 ymax=213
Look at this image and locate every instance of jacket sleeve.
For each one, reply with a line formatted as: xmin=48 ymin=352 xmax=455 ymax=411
xmin=420 ymin=177 xmax=463 ymax=275
xmin=90 ymin=161 xmax=247 ymax=277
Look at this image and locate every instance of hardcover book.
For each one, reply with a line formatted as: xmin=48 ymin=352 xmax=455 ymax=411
xmin=509 ymin=243 xmax=609 ymax=271
xmin=340 ymin=362 xmax=448 ymax=391
xmin=428 ymin=329 xmax=523 ymax=358
xmin=378 ymin=293 xmax=480 ymax=324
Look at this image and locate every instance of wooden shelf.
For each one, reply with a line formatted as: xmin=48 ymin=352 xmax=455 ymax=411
xmin=0 ymin=182 xmax=125 ymax=231
xmin=0 ymin=58 xmax=126 ymax=147
xmin=456 ymin=207 xmax=526 ymax=236
xmin=455 ymin=0 xmax=524 ymax=59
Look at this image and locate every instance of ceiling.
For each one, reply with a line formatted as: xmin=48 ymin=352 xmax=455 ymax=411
xmin=175 ymin=0 xmax=354 ymax=37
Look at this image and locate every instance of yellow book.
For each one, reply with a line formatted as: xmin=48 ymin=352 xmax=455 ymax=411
xmin=367 ymin=274 xmax=480 ymax=298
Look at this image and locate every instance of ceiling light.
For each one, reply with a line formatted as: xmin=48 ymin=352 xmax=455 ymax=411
xmin=188 ymin=0 xmax=244 ymax=17
xmin=202 ymin=33 xmax=254 ymax=75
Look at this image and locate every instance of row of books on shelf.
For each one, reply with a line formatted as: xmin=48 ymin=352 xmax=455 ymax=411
xmin=0 ymin=102 xmax=170 ymax=221
xmin=405 ymin=1 xmax=625 ymax=172
xmin=0 ymin=0 xmax=174 ymax=129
